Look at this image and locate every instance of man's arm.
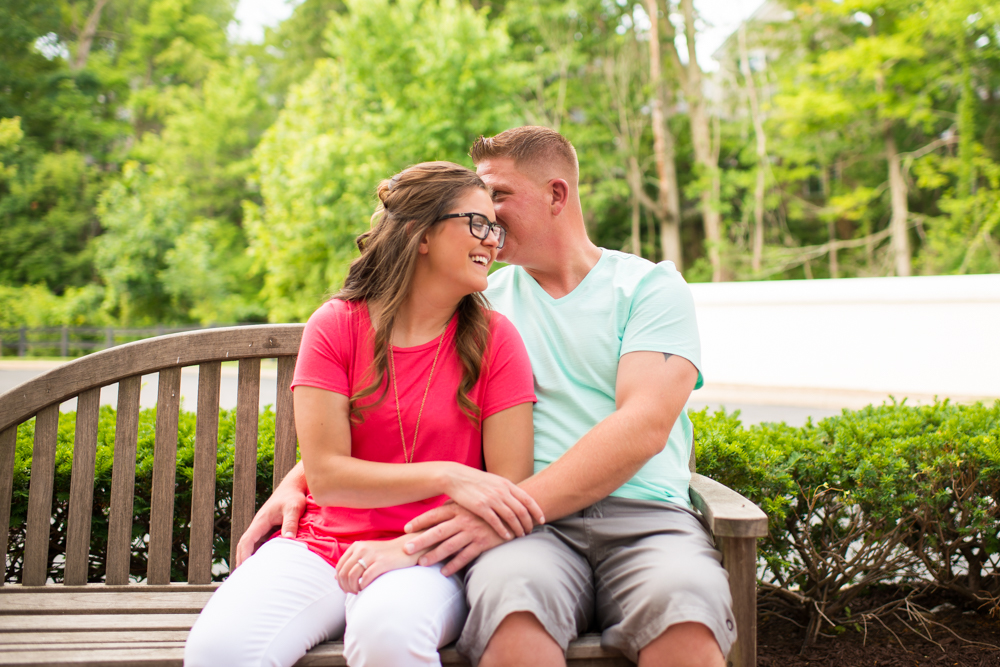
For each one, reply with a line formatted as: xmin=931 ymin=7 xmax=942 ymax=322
xmin=405 ymin=351 xmax=698 ymax=575
xmin=234 ymin=460 xmax=308 ymax=568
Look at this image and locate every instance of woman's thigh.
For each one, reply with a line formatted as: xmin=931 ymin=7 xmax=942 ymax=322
xmin=343 ymin=563 xmax=467 ymax=667
xmin=184 ymin=538 xmax=346 ymax=667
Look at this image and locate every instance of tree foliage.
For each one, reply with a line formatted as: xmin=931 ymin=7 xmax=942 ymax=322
xmin=1 ymin=0 xmax=998 ymax=327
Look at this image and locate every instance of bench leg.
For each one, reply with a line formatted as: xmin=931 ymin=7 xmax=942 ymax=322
xmin=719 ymin=536 xmax=757 ymax=667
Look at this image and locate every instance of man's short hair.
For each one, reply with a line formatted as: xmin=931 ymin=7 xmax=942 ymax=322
xmin=470 ymin=126 xmax=579 ymax=181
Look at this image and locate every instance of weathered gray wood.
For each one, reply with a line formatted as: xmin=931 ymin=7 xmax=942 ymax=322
xmin=0 ymin=646 xmax=185 ymax=665
xmin=719 ymin=536 xmax=757 ymax=667
xmin=187 ymin=362 xmax=221 ymax=585
xmin=273 ymin=355 xmax=298 ymax=487
xmin=148 ymin=369 xmax=181 ymax=586
xmin=23 ymin=405 xmax=60 ymax=587
xmin=0 ymin=583 xmax=218 ymax=594
xmin=230 ymin=358 xmax=260 ymax=567
xmin=64 ymin=388 xmax=101 ymax=586
xmin=0 ymin=425 xmax=18 ymax=584
xmin=0 ymin=632 xmax=190 ymax=644
xmin=105 ymin=376 xmax=142 ymax=586
xmin=0 ymin=591 xmax=214 ymax=615
xmin=0 ymin=614 xmax=200 ymax=632
xmin=0 ymin=325 xmax=305 ymax=433
xmin=294 ymin=634 xmax=628 ymax=667
xmin=689 ymin=473 xmax=768 ymax=538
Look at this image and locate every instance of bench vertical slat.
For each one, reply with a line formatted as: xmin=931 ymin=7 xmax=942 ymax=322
xmin=230 ymin=358 xmax=261 ymax=567
xmin=1 ymin=425 xmax=20 ymax=584
xmin=105 ymin=375 xmax=142 ymax=585
xmin=188 ymin=362 xmax=221 ymax=585
xmin=23 ymin=404 xmax=59 ymax=586
xmin=720 ymin=536 xmax=757 ymax=667
xmin=148 ymin=368 xmax=182 ymax=585
xmin=64 ymin=388 xmax=101 ymax=585
xmin=273 ymin=355 xmax=298 ymax=487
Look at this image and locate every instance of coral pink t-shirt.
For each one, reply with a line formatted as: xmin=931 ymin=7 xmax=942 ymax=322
xmin=289 ymin=298 xmax=536 ymax=568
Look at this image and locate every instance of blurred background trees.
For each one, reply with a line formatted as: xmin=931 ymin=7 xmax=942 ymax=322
xmin=1 ymin=0 xmax=998 ymax=326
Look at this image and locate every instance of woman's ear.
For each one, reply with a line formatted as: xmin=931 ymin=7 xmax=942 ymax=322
xmin=414 ymin=222 xmax=432 ymax=255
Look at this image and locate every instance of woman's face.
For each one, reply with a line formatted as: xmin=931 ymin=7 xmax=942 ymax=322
xmin=419 ymin=187 xmax=499 ymax=296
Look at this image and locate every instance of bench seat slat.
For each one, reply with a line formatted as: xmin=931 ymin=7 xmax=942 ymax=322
xmin=149 ymin=369 xmax=182 ymax=585
xmin=274 ymin=355 xmax=297 ymax=486
xmin=0 ymin=646 xmax=185 ymax=666
xmin=106 ymin=376 xmax=142 ymax=586
xmin=230 ymin=358 xmax=261 ymax=566
xmin=0 ymin=591 xmax=214 ymax=615
xmin=24 ymin=405 xmax=60 ymax=586
xmin=1 ymin=641 xmax=188 ymax=649
xmin=0 ymin=614 xmax=200 ymax=632
xmin=188 ymin=362 xmax=221 ymax=585
xmin=65 ymin=388 xmax=101 ymax=586
xmin=0 ymin=631 xmax=190 ymax=644
xmin=0 ymin=425 xmax=17 ymax=583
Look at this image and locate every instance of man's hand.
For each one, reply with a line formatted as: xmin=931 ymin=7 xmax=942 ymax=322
xmin=403 ymin=504 xmax=507 ymax=577
xmin=234 ymin=465 xmax=308 ymax=569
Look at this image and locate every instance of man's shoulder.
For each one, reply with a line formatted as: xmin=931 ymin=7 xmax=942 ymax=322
xmin=597 ymin=250 xmax=689 ymax=298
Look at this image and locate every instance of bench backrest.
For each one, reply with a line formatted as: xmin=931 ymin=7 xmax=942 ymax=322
xmin=2 ymin=323 xmax=700 ymax=588
xmin=0 ymin=325 xmax=302 ymax=587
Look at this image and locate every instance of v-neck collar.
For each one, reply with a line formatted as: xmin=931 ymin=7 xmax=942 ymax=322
xmin=518 ymin=248 xmax=607 ymax=305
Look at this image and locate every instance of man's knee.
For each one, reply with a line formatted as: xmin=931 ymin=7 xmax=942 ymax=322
xmin=480 ymin=613 xmax=564 ymax=667
xmin=639 ymin=622 xmax=725 ymax=667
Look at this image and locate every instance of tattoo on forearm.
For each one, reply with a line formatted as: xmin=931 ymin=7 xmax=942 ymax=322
xmin=663 ymin=353 xmax=674 ymax=363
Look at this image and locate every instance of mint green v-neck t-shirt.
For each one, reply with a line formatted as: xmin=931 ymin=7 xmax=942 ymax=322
xmin=485 ymin=249 xmax=703 ymax=507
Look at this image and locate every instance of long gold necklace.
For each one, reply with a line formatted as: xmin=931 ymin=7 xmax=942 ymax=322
xmin=389 ymin=332 xmax=446 ymax=464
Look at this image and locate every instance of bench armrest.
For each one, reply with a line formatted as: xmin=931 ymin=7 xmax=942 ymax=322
xmin=689 ymin=473 xmax=768 ymax=539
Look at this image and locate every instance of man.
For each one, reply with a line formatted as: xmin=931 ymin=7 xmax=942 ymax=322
xmin=237 ymin=127 xmax=734 ymax=667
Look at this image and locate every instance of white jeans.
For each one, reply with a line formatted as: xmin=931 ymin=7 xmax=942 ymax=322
xmin=184 ymin=538 xmax=468 ymax=667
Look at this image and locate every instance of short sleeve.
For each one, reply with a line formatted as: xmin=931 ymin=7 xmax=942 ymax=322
xmin=291 ymin=300 xmax=354 ymax=396
xmin=620 ymin=263 xmax=704 ymax=389
xmin=479 ymin=313 xmax=537 ymax=419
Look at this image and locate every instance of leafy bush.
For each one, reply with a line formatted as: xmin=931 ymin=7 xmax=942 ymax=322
xmin=6 ymin=405 xmax=280 ymax=583
xmin=7 ymin=397 xmax=998 ymax=641
xmin=692 ymin=400 xmax=1000 ymax=643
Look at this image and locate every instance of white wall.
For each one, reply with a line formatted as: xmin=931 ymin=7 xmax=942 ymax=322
xmin=689 ymin=274 xmax=1000 ymax=398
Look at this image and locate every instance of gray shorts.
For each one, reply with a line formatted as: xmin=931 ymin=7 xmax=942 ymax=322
xmin=457 ymin=497 xmax=736 ymax=665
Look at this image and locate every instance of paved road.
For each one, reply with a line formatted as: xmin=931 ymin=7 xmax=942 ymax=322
xmin=2 ymin=360 xmax=872 ymax=426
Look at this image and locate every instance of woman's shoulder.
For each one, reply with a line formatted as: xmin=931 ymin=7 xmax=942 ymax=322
xmin=302 ymin=298 xmax=371 ymax=344
xmin=307 ymin=298 xmax=367 ymax=325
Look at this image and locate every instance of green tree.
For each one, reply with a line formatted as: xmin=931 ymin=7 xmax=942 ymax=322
xmin=247 ymin=0 xmax=523 ymax=322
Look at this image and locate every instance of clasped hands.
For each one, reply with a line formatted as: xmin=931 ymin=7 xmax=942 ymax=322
xmin=234 ymin=465 xmax=544 ymax=591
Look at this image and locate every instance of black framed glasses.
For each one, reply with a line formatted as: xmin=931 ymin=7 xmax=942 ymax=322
xmin=437 ymin=212 xmax=506 ymax=249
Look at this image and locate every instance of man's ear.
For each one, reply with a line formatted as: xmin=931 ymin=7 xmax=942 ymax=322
xmin=549 ymin=179 xmax=570 ymax=216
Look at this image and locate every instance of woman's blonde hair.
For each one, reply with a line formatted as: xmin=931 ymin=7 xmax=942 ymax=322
xmin=336 ymin=161 xmax=492 ymax=425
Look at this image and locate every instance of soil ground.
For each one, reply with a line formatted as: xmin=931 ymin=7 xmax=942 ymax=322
xmin=757 ymin=596 xmax=1000 ymax=666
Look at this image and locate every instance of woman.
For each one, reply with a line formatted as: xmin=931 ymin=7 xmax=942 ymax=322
xmin=185 ymin=162 xmax=541 ymax=667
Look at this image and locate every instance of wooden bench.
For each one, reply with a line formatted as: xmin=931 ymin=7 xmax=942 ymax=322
xmin=0 ymin=325 xmax=768 ymax=666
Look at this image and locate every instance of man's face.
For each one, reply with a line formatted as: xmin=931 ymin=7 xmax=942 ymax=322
xmin=475 ymin=157 xmax=548 ymax=266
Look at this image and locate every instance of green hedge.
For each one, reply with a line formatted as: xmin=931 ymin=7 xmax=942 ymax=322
xmin=692 ymin=399 xmax=1000 ymax=641
xmin=6 ymin=400 xmax=999 ymax=642
xmin=6 ymin=405 xmax=279 ymax=583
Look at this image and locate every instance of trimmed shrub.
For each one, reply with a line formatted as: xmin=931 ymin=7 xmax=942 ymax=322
xmin=692 ymin=400 xmax=1000 ymax=643
xmin=6 ymin=398 xmax=998 ymax=641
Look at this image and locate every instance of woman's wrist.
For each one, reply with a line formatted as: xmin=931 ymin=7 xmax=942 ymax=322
xmin=436 ymin=461 xmax=461 ymax=497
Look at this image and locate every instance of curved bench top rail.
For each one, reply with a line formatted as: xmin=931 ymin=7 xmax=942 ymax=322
xmin=0 ymin=324 xmax=304 ymax=433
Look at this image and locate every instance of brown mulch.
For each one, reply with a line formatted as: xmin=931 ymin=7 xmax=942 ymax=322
xmin=757 ymin=595 xmax=1000 ymax=667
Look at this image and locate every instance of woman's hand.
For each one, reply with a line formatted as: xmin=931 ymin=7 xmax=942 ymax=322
xmin=442 ymin=464 xmax=544 ymax=539
xmin=336 ymin=535 xmax=424 ymax=594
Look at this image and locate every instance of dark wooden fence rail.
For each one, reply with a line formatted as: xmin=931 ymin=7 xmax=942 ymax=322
xmin=0 ymin=325 xmax=257 ymax=358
